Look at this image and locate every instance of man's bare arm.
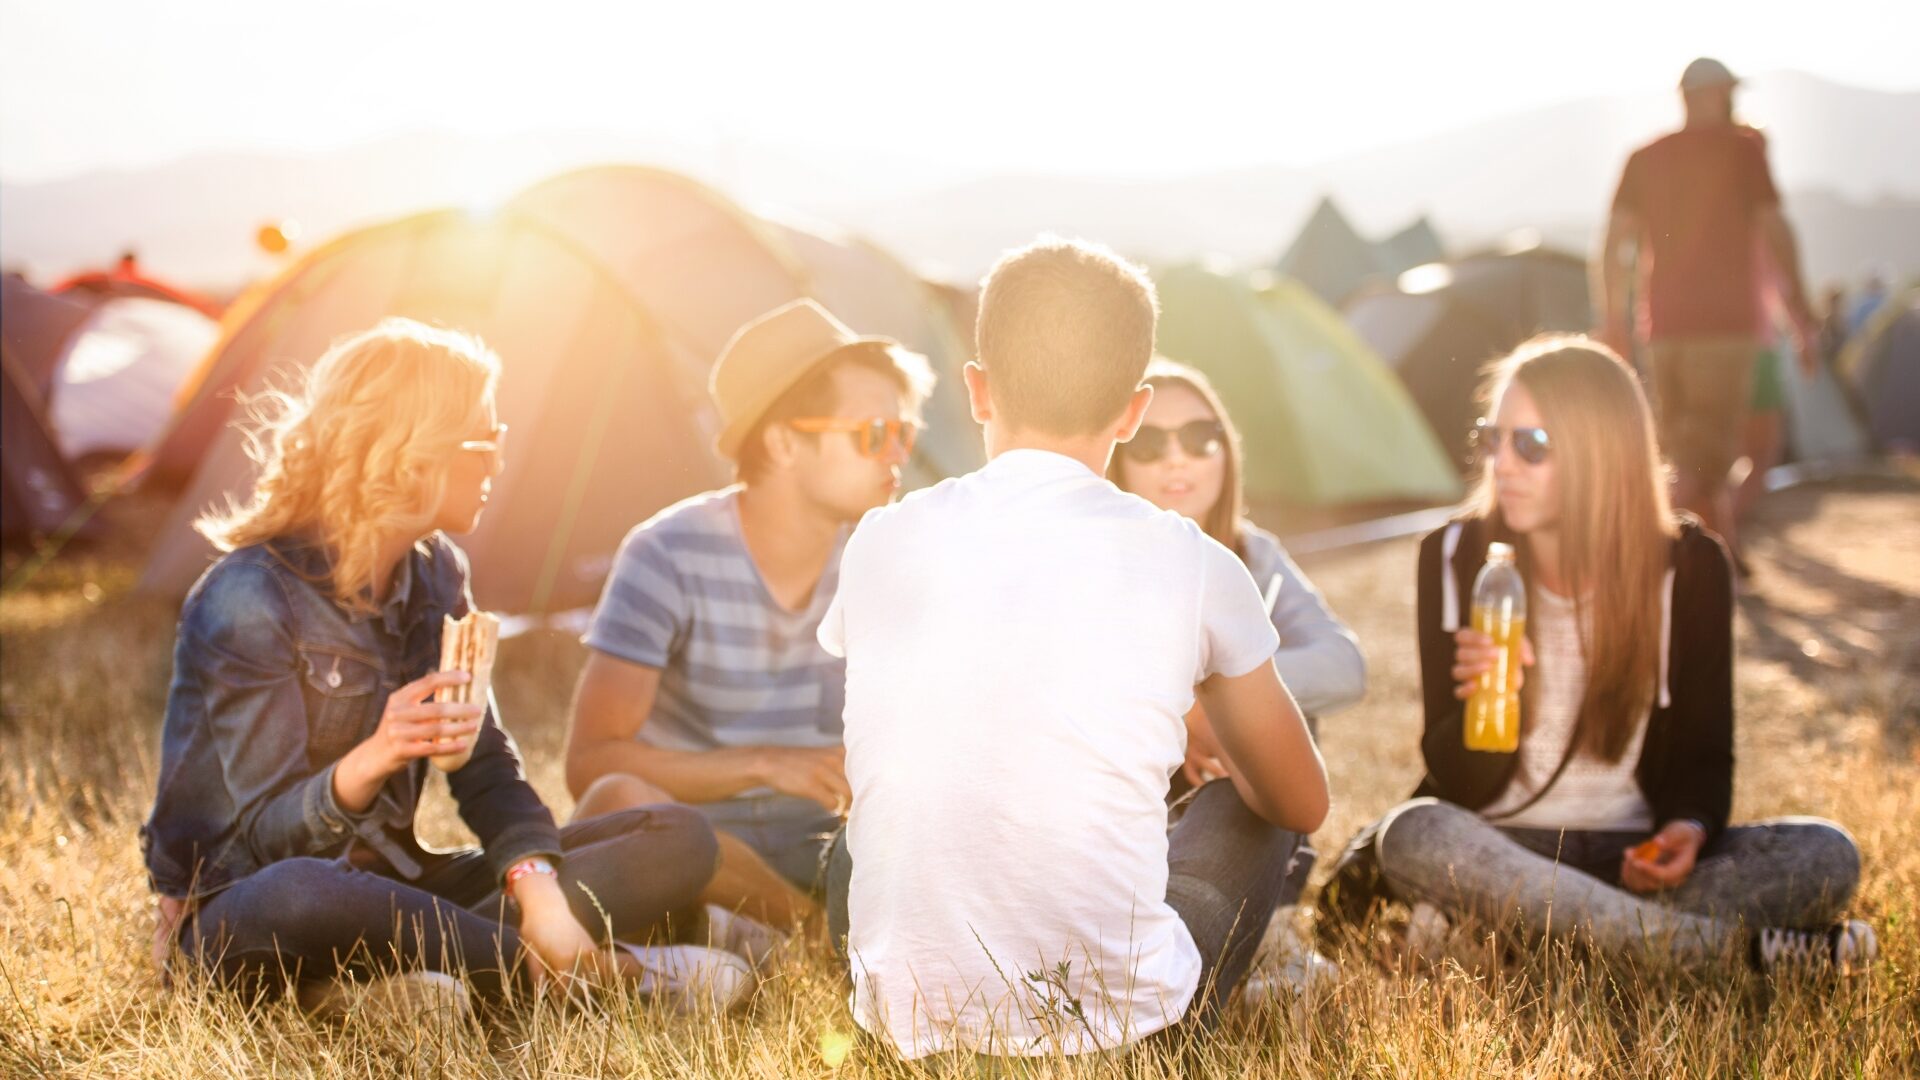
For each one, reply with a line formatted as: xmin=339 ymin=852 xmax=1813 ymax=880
xmin=563 ymin=652 xmax=848 ymax=810
xmin=1195 ymin=662 xmax=1330 ymax=833
xmin=1758 ymin=205 xmax=1818 ymax=364
xmin=1595 ymin=206 xmax=1641 ymax=352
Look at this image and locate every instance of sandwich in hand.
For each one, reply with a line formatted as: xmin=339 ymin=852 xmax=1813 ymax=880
xmin=432 ymin=610 xmax=500 ymax=771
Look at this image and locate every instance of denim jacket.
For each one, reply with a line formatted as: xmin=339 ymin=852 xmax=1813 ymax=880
xmin=142 ymin=532 xmax=560 ymax=900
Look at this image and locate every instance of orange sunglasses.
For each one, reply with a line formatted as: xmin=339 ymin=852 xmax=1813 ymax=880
xmin=787 ymin=417 xmax=920 ymax=459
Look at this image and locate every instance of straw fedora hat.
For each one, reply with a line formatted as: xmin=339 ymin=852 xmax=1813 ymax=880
xmin=709 ymin=299 xmax=903 ymax=461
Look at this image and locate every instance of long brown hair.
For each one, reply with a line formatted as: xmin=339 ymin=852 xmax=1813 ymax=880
xmin=1470 ymin=335 xmax=1676 ymax=761
xmin=1107 ymin=358 xmax=1246 ymax=558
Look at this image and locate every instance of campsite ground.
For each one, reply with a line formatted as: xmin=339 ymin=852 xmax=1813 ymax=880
xmin=2 ymin=477 xmax=1916 ymax=1077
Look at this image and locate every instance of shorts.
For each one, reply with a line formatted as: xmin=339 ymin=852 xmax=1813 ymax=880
xmin=1750 ymin=346 xmax=1785 ymax=412
xmin=1645 ymin=337 xmax=1758 ymax=485
xmin=694 ymin=794 xmax=839 ymax=895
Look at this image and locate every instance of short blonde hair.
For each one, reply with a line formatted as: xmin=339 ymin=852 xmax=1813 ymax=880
xmin=975 ymin=236 xmax=1158 ymax=436
xmin=197 ymin=318 xmax=500 ymax=612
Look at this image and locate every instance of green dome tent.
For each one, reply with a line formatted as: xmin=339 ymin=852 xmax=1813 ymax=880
xmin=1153 ymin=263 xmax=1461 ymax=507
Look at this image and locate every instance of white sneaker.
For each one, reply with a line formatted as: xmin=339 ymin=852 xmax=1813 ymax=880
xmin=617 ymin=943 xmax=755 ymax=1014
xmin=1752 ymin=920 xmax=1880 ymax=977
xmin=296 ymin=970 xmax=472 ymax=1023
xmin=1403 ymin=901 xmax=1453 ymax=959
xmin=1244 ymin=906 xmax=1341 ymax=1007
xmin=702 ymin=904 xmax=788 ymax=973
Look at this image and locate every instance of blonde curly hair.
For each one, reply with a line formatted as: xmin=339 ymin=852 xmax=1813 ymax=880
xmin=197 ymin=318 xmax=501 ymax=613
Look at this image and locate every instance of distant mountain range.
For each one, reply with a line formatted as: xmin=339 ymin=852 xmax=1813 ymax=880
xmin=3 ymin=71 xmax=1915 ymax=294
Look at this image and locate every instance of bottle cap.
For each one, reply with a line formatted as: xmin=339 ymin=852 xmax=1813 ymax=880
xmin=1487 ymin=542 xmax=1516 ymax=561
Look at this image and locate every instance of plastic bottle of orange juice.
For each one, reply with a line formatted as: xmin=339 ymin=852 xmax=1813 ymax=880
xmin=1465 ymin=542 xmax=1526 ymax=752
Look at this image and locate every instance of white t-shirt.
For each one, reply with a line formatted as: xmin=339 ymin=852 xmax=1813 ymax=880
xmin=817 ymin=449 xmax=1280 ymax=1058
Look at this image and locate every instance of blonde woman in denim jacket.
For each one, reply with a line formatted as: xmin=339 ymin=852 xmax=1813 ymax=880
xmin=143 ymin=320 xmax=720 ymax=1011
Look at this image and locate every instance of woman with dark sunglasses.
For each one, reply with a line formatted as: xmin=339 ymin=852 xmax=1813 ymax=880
xmin=1319 ymin=334 xmax=1875 ymax=977
xmin=1108 ymin=357 xmax=1365 ymax=999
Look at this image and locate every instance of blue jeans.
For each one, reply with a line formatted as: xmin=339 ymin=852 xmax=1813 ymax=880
xmin=825 ymin=779 xmax=1299 ymax=1040
xmin=177 ymin=804 xmax=717 ymax=1005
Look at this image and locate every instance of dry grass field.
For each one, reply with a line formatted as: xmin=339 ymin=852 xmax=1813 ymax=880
xmin=2 ymin=477 xmax=1916 ymax=1078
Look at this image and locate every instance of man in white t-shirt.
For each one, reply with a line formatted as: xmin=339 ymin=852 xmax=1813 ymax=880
xmin=817 ymin=236 xmax=1330 ymax=1059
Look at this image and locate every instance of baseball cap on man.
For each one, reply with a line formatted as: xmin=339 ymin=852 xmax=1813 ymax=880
xmin=709 ymin=298 xmax=907 ymax=461
xmin=1679 ymin=57 xmax=1739 ymax=91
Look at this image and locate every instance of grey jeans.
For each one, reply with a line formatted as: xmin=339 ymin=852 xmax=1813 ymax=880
xmin=825 ymin=779 xmax=1301 ymax=1039
xmin=1365 ymin=798 xmax=1861 ymax=967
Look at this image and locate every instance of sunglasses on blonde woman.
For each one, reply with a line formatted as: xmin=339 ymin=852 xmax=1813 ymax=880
xmin=1471 ymin=420 xmax=1551 ymax=465
xmin=787 ymin=417 xmax=920 ymax=459
xmin=459 ymin=423 xmax=509 ymax=458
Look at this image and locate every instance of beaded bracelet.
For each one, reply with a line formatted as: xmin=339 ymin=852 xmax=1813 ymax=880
xmin=504 ymin=857 xmax=557 ymax=893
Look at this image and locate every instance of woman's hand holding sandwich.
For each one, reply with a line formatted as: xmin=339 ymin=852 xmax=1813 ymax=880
xmin=331 ymin=670 xmax=483 ymax=813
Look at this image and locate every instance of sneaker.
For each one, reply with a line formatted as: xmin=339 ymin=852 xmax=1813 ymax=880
xmin=296 ymin=970 xmax=472 ymax=1023
xmin=1241 ymin=950 xmax=1341 ymax=1015
xmin=1245 ymin=906 xmax=1340 ymax=1002
xmin=617 ymin=943 xmax=755 ymax=1014
xmin=1403 ymin=901 xmax=1453 ymax=959
xmin=1751 ymin=920 xmax=1880 ymax=977
xmin=702 ymin=903 xmax=788 ymax=973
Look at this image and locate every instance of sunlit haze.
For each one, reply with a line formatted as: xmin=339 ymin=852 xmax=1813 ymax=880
xmin=3 ymin=0 xmax=1915 ymax=184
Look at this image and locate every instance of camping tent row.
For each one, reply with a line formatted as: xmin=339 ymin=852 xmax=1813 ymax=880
xmin=137 ymin=167 xmax=1589 ymax=614
xmin=139 ymin=166 xmax=985 ymax=613
xmin=1343 ymin=246 xmax=1900 ymax=468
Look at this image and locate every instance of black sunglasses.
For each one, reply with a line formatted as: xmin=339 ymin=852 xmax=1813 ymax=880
xmin=1471 ymin=420 xmax=1552 ymax=466
xmin=1120 ymin=420 xmax=1226 ymax=464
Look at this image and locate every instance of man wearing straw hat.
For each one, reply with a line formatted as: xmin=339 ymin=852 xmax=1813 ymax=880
xmin=563 ymin=299 xmax=934 ymax=937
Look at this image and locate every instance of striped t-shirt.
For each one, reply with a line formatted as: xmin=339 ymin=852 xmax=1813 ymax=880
xmin=584 ymin=487 xmax=848 ymax=764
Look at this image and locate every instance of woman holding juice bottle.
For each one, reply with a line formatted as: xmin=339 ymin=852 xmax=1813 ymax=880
xmin=1318 ymin=335 xmax=1876 ymax=976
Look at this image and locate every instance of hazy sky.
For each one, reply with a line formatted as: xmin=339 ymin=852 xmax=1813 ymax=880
xmin=3 ymin=0 xmax=1915 ymax=184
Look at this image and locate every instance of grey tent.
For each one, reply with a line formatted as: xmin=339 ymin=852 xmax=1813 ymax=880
xmin=1275 ymin=198 xmax=1382 ymax=307
xmin=1 ymin=345 xmax=95 ymax=549
xmin=1344 ymin=246 xmax=1592 ymax=461
xmin=1847 ymin=289 xmax=1920 ymax=452
xmin=1771 ymin=334 xmax=1870 ymax=462
xmin=1276 ymin=200 xmax=1453 ymax=308
xmin=1 ymin=273 xmax=93 ymax=399
xmin=1376 ymin=218 xmax=1446 ymax=276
